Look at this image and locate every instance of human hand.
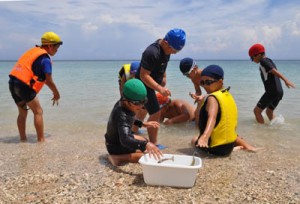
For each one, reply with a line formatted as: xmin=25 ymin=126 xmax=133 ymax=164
xmin=52 ymin=98 xmax=59 ymax=106
xmin=146 ymin=142 xmax=163 ymax=160
xmin=163 ymin=119 xmax=173 ymax=125
xmin=52 ymin=92 xmax=60 ymax=106
xmin=189 ymin=92 xmax=205 ymax=104
xmin=159 ymin=86 xmax=171 ymax=97
xmin=197 ymin=136 xmax=209 ymax=148
xmin=143 ymin=121 xmax=160 ymax=129
xmin=285 ymin=80 xmax=296 ymax=89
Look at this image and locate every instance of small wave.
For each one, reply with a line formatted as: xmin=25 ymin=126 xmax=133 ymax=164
xmin=270 ymin=114 xmax=285 ymax=126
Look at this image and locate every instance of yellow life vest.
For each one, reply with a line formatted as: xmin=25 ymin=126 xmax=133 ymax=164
xmin=118 ymin=64 xmax=131 ymax=82
xmin=204 ymin=88 xmax=238 ymax=147
xmin=9 ymin=47 xmax=49 ymax=93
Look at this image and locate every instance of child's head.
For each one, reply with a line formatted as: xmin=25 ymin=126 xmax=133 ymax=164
xmin=163 ymin=28 xmax=186 ymax=54
xmin=200 ymin=65 xmax=224 ymax=93
xmin=179 ymin=57 xmax=198 ymax=78
xmin=130 ymin=61 xmax=140 ymax=76
xmin=249 ymin=44 xmax=265 ymax=63
xmin=122 ymin=79 xmax=147 ymax=109
xmin=156 ymin=92 xmax=171 ymax=109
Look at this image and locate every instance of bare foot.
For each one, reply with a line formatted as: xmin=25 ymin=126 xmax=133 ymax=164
xmin=234 ymin=145 xmax=262 ymax=153
xmin=37 ymin=137 xmax=45 ymax=142
xmin=233 ymin=146 xmax=244 ymax=151
xmin=108 ymin=155 xmax=126 ymax=166
xmin=20 ymin=139 xmax=27 ymax=142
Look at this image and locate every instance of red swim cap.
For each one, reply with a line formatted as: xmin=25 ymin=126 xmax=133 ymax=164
xmin=248 ymin=44 xmax=265 ymax=57
xmin=156 ymin=93 xmax=170 ymax=107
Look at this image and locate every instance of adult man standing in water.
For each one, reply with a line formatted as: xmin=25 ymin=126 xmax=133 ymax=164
xmin=136 ymin=28 xmax=186 ymax=146
xmin=8 ymin=32 xmax=62 ymax=142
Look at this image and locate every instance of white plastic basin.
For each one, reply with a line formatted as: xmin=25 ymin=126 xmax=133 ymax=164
xmin=139 ymin=154 xmax=202 ymax=188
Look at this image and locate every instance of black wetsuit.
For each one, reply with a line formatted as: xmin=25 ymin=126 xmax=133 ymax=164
xmin=257 ymin=57 xmax=283 ymax=110
xmin=135 ymin=40 xmax=170 ymax=115
xmin=104 ymin=101 xmax=147 ymax=155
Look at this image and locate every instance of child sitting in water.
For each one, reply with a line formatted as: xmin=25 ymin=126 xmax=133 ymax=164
xmin=156 ymin=93 xmax=195 ymax=125
xmin=191 ymin=65 xmax=256 ymax=156
xmin=105 ymin=79 xmax=162 ymax=166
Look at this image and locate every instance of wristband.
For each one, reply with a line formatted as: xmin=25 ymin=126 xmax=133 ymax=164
xmin=134 ymin=120 xmax=143 ymax=128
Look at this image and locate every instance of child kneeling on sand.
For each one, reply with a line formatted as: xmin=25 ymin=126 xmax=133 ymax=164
xmin=191 ymin=65 xmax=256 ymax=156
xmin=105 ymin=79 xmax=162 ymax=166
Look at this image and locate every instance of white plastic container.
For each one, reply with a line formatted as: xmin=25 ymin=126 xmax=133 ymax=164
xmin=139 ymin=154 xmax=202 ymax=188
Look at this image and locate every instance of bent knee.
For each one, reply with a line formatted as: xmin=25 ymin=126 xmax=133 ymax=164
xmin=253 ymin=106 xmax=262 ymax=114
xmin=32 ymin=107 xmax=43 ymax=115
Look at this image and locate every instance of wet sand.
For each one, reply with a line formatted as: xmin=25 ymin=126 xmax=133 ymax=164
xmin=0 ymin=125 xmax=299 ymax=204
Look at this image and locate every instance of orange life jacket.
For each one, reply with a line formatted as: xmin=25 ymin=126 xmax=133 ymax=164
xmin=9 ymin=47 xmax=49 ymax=93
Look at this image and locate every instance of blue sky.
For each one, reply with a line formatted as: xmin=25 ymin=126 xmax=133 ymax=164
xmin=0 ymin=0 xmax=299 ymax=60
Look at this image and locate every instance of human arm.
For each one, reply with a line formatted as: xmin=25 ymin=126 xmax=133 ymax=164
xmin=140 ymin=67 xmax=171 ymax=96
xmin=189 ymin=92 xmax=206 ymax=104
xmin=118 ymin=115 xmax=152 ymax=152
xmin=161 ymin=72 xmax=167 ymax=87
xmin=270 ymin=68 xmax=295 ymax=88
xmin=45 ymin=73 xmax=60 ymax=106
xmin=164 ymin=113 xmax=189 ymax=125
xmin=134 ymin=119 xmax=160 ymax=129
xmin=193 ymin=83 xmax=202 ymax=96
xmin=163 ymin=101 xmax=191 ymax=125
xmin=197 ymin=96 xmax=218 ymax=148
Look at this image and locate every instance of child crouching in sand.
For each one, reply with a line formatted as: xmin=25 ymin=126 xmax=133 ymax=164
xmin=105 ymin=79 xmax=162 ymax=166
xmin=191 ymin=65 xmax=257 ymax=156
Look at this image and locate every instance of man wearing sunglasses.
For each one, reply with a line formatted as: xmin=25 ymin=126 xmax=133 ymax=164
xmin=135 ymin=28 xmax=186 ymax=146
xmin=105 ymin=79 xmax=162 ymax=166
xmin=191 ymin=65 xmax=256 ymax=156
xmin=8 ymin=31 xmax=62 ymax=142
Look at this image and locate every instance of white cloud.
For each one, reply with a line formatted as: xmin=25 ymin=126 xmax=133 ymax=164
xmin=0 ymin=0 xmax=300 ymax=60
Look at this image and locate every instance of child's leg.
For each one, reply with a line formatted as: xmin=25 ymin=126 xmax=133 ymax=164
xmin=17 ymin=104 xmax=28 ymax=141
xmin=266 ymin=108 xmax=275 ymax=121
xmin=253 ymin=106 xmax=265 ymax=124
xmin=235 ymin=136 xmax=256 ymax=152
xmin=108 ymin=152 xmax=144 ymax=166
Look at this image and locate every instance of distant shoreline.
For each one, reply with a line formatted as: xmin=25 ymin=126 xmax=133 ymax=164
xmin=1 ymin=59 xmax=300 ymax=62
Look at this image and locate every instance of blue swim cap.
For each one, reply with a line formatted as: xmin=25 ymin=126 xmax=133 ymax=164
xmin=179 ymin=57 xmax=196 ymax=75
xmin=164 ymin=28 xmax=186 ymax=51
xmin=130 ymin=61 xmax=140 ymax=74
xmin=201 ymin=65 xmax=224 ymax=80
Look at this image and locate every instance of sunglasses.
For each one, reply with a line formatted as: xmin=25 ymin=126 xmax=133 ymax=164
xmin=129 ymin=98 xmax=148 ymax=106
xmin=200 ymin=79 xmax=219 ymax=86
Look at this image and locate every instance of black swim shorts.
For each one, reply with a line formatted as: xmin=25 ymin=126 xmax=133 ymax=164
xmin=195 ymin=136 xmax=235 ymax=156
xmin=257 ymin=92 xmax=283 ymax=110
xmin=105 ymin=142 xmax=136 ymax=155
xmin=9 ymin=76 xmax=36 ymax=105
xmin=144 ymin=86 xmax=160 ymax=115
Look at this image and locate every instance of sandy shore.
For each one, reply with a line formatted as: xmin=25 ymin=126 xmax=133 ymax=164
xmin=0 ymin=127 xmax=299 ymax=204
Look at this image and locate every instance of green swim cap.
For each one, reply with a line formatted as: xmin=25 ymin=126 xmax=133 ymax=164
xmin=123 ymin=79 xmax=147 ymax=101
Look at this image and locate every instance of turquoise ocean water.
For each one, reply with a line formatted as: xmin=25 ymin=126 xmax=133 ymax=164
xmin=0 ymin=60 xmax=300 ymax=150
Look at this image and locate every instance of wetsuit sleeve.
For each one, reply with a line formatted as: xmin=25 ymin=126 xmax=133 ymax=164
xmin=118 ymin=112 xmax=147 ymax=152
xmin=140 ymin=46 xmax=158 ymax=72
xmin=260 ymin=58 xmax=275 ymax=72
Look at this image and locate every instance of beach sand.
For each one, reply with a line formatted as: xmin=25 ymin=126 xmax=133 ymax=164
xmin=0 ymin=126 xmax=299 ymax=204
